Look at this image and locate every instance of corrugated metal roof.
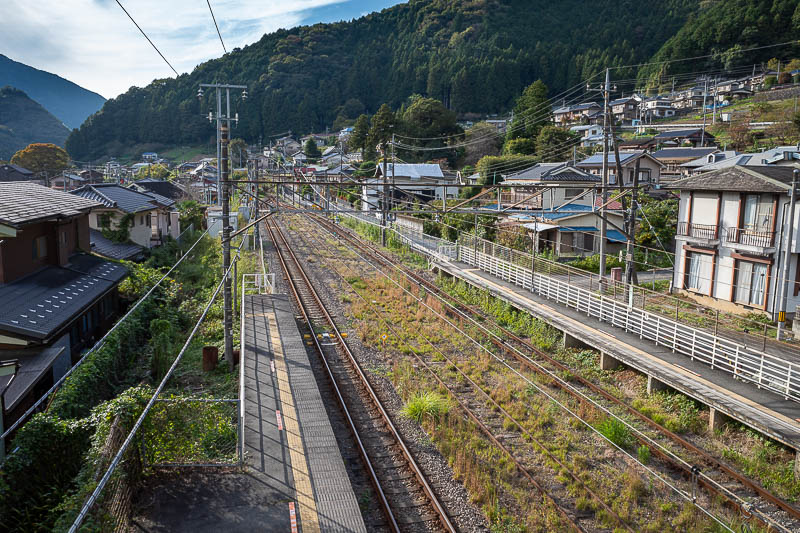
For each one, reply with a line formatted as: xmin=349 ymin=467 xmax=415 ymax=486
xmin=380 ymin=163 xmax=444 ymax=179
xmin=0 ymin=182 xmax=101 ymax=228
xmin=652 ymin=148 xmax=718 ymax=160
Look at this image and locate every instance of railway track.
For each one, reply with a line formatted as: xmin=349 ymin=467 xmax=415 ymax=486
xmin=263 ymin=217 xmax=456 ymax=533
xmin=303 ymin=211 xmax=800 ymax=532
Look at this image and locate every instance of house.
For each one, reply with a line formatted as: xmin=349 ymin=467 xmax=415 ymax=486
xmin=504 ymin=199 xmax=627 ymax=258
xmin=671 ymin=86 xmax=706 ymax=110
xmin=687 ymin=147 xmax=800 ymax=174
xmin=653 ymin=128 xmax=715 ymax=147
xmin=610 ymin=96 xmax=639 ymax=125
xmin=291 ymin=151 xmax=309 ymax=165
xmin=668 ymin=166 xmax=800 ymax=320
xmin=619 ymin=137 xmax=659 ymax=151
xmin=362 ymin=164 xmax=455 ymax=213
xmin=500 ymin=162 xmax=599 ymax=209
xmin=651 ymin=147 xmax=719 ymax=181
xmin=553 ymin=102 xmax=602 ymax=125
xmin=129 ymin=178 xmax=186 ymax=202
xmin=51 ymin=173 xmax=86 ymax=192
xmin=0 ymin=164 xmax=37 ymax=183
xmin=485 ymin=119 xmax=509 ymax=134
xmin=142 ymin=152 xmax=158 ymax=161
xmin=0 ymin=183 xmax=128 ymax=447
xmin=79 ymin=169 xmax=104 ymax=183
xmin=575 ymin=151 xmax=663 ymax=186
xmin=275 ymin=136 xmax=302 ymax=155
xmin=570 ymin=125 xmax=605 ymax=147
xmin=681 ymin=151 xmax=739 ymax=175
xmin=642 ymin=96 xmax=676 ymax=121
xmin=71 ymin=184 xmax=180 ymax=248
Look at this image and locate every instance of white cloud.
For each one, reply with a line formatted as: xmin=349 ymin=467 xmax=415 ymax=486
xmin=0 ymin=0 xmax=347 ymax=98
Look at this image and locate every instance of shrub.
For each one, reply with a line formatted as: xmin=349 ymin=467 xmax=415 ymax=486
xmin=597 ymin=417 xmax=634 ymax=449
xmin=402 ymin=391 xmax=450 ymax=424
xmin=637 ymin=444 xmax=651 ymax=465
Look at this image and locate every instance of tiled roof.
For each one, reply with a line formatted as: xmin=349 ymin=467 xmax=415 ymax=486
xmin=0 ymin=254 xmax=127 ymax=341
xmin=71 ymin=184 xmax=158 ymax=214
xmin=503 ymin=162 xmax=598 ymax=183
xmin=89 ymin=229 xmax=144 ymax=260
xmin=0 ymin=164 xmax=34 ymax=182
xmin=576 ymin=152 xmax=642 ymax=167
xmin=652 ymin=148 xmax=718 ymax=160
xmin=667 ymin=165 xmax=797 ymax=193
xmin=654 ymin=128 xmax=709 ymax=139
xmin=0 ymin=182 xmax=101 ymax=228
xmin=132 ymin=179 xmax=185 ymax=201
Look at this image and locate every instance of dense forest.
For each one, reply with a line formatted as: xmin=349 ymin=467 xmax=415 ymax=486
xmin=66 ymin=0 xmax=800 ymax=160
xmin=0 ymin=87 xmax=69 ymax=160
xmin=66 ymin=0 xmax=694 ymax=159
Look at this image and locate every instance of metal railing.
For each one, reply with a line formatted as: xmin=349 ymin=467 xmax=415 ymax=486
xmin=677 ymin=222 xmax=719 ymax=240
xmin=243 ymin=273 xmax=275 ymax=295
xmin=456 ymin=241 xmax=800 ymax=404
xmin=726 ymin=227 xmax=776 ymax=248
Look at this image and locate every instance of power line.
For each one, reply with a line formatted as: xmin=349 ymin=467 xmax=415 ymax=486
xmin=205 ymin=0 xmax=227 ymax=54
xmin=114 ymin=0 xmax=179 ymax=76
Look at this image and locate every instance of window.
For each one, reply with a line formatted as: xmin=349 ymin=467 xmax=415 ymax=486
xmin=61 ymin=231 xmax=67 ymax=246
xmin=563 ymin=188 xmax=583 ymax=199
xmin=686 ymin=252 xmax=713 ymax=295
xmin=98 ymin=213 xmax=111 ymax=228
xmin=741 ymin=194 xmax=773 ymax=232
xmin=32 ymin=235 xmax=48 ymax=260
xmin=734 ymin=260 xmax=768 ymax=307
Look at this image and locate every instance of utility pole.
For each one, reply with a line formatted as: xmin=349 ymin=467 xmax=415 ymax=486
xmin=777 ymin=169 xmax=799 ymax=340
xmin=198 ymin=82 xmax=247 ymax=369
xmin=701 ymin=77 xmax=709 ymax=146
xmin=712 ymin=77 xmax=718 ymax=125
xmin=588 ymin=68 xmax=613 ymax=285
xmin=381 ymin=139 xmax=389 ymax=246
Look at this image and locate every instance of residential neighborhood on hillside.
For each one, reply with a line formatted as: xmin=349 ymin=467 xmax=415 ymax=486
xmin=7 ymin=1 xmax=800 ymax=532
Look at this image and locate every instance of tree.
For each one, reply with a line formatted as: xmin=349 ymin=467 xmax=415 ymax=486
xmin=349 ymin=114 xmax=371 ymax=153
xmin=507 ymin=80 xmax=550 ymax=140
xmin=476 ymin=155 xmax=537 ymax=185
xmin=10 ymin=143 xmax=69 ymax=185
xmin=398 ymin=97 xmax=462 ymax=163
xmin=462 ymin=122 xmax=503 ymax=166
xmin=229 ymin=138 xmax=248 ymax=168
xmin=304 ymin=138 xmax=321 ymax=160
xmin=502 ymin=137 xmax=536 ymax=155
xmin=370 ymin=104 xmax=396 ymax=153
xmin=136 ymin=163 xmax=170 ymax=179
xmin=536 ymin=126 xmax=579 ymax=162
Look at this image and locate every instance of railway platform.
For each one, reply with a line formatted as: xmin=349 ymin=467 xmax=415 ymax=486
xmin=433 ymin=257 xmax=800 ymax=461
xmin=241 ymin=293 xmax=367 ymax=533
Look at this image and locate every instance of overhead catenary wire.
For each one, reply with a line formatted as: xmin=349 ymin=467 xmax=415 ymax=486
xmin=0 ymin=228 xmax=211 ymax=443
xmin=205 ymin=0 xmax=227 ymax=54
xmin=113 ymin=0 xmax=179 ymax=76
xmin=68 ymin=228 xmax=250 ymax=532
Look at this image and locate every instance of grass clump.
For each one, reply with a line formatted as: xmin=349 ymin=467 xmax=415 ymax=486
xmin=637 ymin=444 xmax=651 ymax=465
xmin=402 ymin=391 xmax=450 ymax=424
xmin=596 ymin=417 xmax=634 ymax=449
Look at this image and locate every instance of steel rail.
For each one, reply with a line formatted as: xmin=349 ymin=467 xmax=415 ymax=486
xmin=264 ymin=217 xmax=456 ymax=533
xmin=290 ymin=217 xmax=615 ymax=532
xmin=320 ymin=213 xmax=800 ymax=531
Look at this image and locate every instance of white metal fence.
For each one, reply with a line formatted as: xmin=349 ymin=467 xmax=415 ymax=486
xmin=456 ymin=239 xmax=800 ymax=403
xmin=243 ymin=273 xmax=275 ymax=295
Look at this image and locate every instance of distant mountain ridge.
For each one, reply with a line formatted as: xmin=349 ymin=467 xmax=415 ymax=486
xmin=0 ymin=54 xmax=105 ymax=130
xmin=0 ymin=86 xmax=70 ymax=160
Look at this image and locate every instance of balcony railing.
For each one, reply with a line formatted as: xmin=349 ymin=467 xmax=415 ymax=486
xmin=726 ymin=227 xmax=775 ymax=248
xmin=677 ymin=222 xmax=718 ymax=240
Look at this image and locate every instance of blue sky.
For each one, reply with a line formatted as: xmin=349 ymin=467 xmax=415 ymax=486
xmin=0 ymin=1 xmax=405 ymax=99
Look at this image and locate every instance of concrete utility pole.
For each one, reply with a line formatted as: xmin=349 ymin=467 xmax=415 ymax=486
xmin=198 ymin=82 xmax=247 ymax=368
xmin=701 ymin=77 xmax=709 ymax=146
xmin=381 ymin=140 xmax=389 ymax=246
xmin=587 ymin=68 xmax=613 ymax=284
xmin=777 ymin=169 xmax=799 ymax=340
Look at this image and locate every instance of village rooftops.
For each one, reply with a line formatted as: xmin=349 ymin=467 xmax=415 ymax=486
xmin=667 ymin=165 xmax=799 ymax=193
xmin=71 ymin=183 xmax=160 ymax=214
xmin=576 ymin=151 xmax=663 ymax=168
xmin=375 ymin=163 xmax=445 ymax=179
xmin=132 ymin=178 xmax=185 ymax=202
xmin=0 ymin=164 xmax=35 ymax=182
xmin=0 ymin=181 xmax=101 ymax=229
xmin=502 ymin=162 xmax=598 ymax=183
xmin=651 ymin=147 xmax=719 ymax=161
xmin=653 ymin=128 xmax=711 ymax=139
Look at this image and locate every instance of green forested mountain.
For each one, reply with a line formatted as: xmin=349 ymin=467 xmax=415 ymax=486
xmin=638 ymin=0 xmax=800 ymax=88
xmin=66 ymin=0 xmax=695 ymax=160
xmin=0 ymin=86 xmax=70 ymax=160
xmin=0 ymin=54 xmax=106 ymax=130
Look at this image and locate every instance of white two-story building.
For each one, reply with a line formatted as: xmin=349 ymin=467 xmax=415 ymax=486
xmin=669 ymin=166 xmax=800 ymax=320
